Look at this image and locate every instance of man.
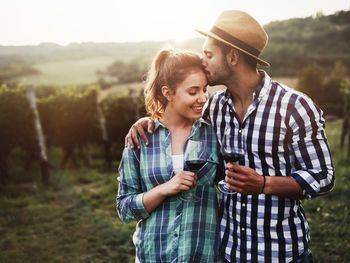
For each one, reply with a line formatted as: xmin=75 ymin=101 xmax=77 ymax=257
xmin=126 ymin=10 xmax=335 ymax=263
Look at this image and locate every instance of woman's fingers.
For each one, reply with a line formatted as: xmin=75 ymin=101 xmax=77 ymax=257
xmin=173 ymin=172 xmax=197 ymax=189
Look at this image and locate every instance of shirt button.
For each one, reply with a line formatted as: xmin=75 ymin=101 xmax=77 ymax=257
xmin=242 ymin=203 xmax=246 ymax=207
xmin=241 ymin=228 xmax=245 ymax=231
xmin=239 ymin=129 xmax=242 ymax=133
xmin=174 ymin=233 xmax=178 ymax=237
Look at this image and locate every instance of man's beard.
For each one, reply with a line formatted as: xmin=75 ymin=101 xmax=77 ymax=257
xmin=207 ymin=75 xmax=221 ymax=86
xmin=206 ymin=59 xmax=231 ymax=86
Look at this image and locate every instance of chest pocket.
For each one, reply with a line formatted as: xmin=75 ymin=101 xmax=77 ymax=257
xmin=140 ymin=146 xmax=171 ymax=188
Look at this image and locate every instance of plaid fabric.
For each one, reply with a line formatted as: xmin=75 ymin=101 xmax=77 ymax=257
xmin=117 ymin=119 xmax=221 ymax=263
xmin=203 ymin=71 xmax=335 ymax=263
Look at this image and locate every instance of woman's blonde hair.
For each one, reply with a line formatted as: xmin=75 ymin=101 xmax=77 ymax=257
xmin=144 ymin=48 xmax=204 ymax=119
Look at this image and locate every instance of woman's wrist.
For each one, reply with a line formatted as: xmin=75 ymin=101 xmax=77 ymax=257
xmin=157 ymin=183 xmax=171 ymax=197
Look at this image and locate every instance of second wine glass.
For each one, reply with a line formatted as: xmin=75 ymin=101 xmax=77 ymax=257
xmin=217 ymin=129 xmax=245 ymax=194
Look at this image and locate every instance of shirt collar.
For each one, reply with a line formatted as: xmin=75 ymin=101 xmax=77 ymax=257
xmin=254 ymin=70 xmax=271 ymax=102
xmin=223 ymin=70 xmax=272 ymax=104
xmin=154 ymin=119 xmax=164 ymax=131
xmin=154 ymin=118 xmax=210 ymax=132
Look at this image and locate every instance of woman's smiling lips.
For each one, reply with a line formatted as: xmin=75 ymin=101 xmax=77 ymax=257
xmin=191 ymin=105 xmax=203 ymax=113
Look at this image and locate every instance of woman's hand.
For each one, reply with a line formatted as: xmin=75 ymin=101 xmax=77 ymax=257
xmin=160 ymin=171 xmax=197 ymax=196
xmin=125 ymin=117 xmax=155 ymax=149
xmin=143 ymin=171 xmax=197 ymax=213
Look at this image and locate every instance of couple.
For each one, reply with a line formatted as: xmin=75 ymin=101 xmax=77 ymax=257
xmin=117 ymin=10 xmax=335 ymax=263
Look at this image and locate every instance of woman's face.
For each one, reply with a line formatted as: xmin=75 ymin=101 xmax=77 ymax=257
xmin=167 ymin=69 xmax=208 ymax=122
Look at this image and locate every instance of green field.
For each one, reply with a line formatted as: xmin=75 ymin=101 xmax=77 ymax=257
xmin=17 ymin=56 xmax=117 ymax=86
xmin=0 ymin=119 xmax=349 ymax=262
xmin=13 ymin=52 xmax=298 ymax=89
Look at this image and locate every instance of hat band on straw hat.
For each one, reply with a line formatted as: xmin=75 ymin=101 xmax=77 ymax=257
xmin=211 ymin=26 xmax=260 ymax=57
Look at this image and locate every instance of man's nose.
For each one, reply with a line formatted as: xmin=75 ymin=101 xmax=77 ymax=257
xmin=201 ymin=57 xmax=207 ymax=67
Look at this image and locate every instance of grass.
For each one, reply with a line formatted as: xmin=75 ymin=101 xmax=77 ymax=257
xmin=17 ymin=56 xmax=117 ymax=86
xmin=302 ymin=119 xmax=350 ymax=262
xmin=0 ymin=164 xmax=136 ymax=263
xmin=0 ymin=119 xmax=349 ymax=262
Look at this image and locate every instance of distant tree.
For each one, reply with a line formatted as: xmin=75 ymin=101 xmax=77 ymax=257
xmin=297 ymin=64 xmax=325 ymax=105
xmin=264 ymin=10 xmax=350 ymax=76
xmin=97 ymin=59 xmax=147 ymax=89
xmin=322 ymin=61 xmax=348 ymax=110
xmin=0 ymin=56 xmax=38 ymax=84
xmin=297 ymin=62 xmax=348 ymax=116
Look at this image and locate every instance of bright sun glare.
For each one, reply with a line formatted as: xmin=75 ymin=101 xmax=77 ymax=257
xmin=0 ymin=0 xmax=349 ymax=45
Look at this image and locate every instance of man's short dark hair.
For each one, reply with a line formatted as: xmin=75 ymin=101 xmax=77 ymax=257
xmin=212 ymin=39 xmax=257 ymax=70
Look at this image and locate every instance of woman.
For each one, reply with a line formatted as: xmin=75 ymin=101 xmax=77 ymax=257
xmin=117 ymin=49 xmax=220 ymax=262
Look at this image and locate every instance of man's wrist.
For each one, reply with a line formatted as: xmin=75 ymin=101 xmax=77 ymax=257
xmin=259 ymin=175 xmax=266 ymax=194
xmin=262 ymin=175 xmax=271 ymax=194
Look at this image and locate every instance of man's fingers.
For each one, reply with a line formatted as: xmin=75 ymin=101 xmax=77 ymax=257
xmin=130 ymin=127 xmax=141 ymax=149
xmin=225 ymin=170 xmax=245 ymax=181
xmin=125 ymin=133 xmax=130 ymax=147
xmin=135 ymin=124 xmax=149 ymax=145
xmin=125 ymin=129 xmax=136 ymax=148
xmin=225 ymin=175 xmax=244 ymax=188
xmin=228 ymin=163 xmax=250 ymax=174
xmin=147 ymin=120 xmax=154 ymax=134
xmin=227 ymin=184 xmax=241 ymax=192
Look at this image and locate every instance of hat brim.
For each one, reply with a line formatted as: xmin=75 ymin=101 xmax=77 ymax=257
xmin=195 ymin=29 xmax=270 ymax=67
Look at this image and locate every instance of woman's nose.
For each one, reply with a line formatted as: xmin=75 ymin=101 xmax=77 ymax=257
xmin=198 ymin=92 xmax=208 ymax=103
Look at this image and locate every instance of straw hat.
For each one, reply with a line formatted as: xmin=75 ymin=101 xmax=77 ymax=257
xmin=196 ymin=10 xmax=270 ymax=67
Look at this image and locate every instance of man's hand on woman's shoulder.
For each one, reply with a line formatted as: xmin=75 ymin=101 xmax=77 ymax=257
xmin=125 ymin=117 xmax=154 ymax=148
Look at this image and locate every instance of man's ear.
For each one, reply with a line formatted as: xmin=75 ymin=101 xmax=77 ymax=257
xmin=161 ymin=86 xmax=172 ymax=101
xmin=227 ymin=49 xmax=239 ymax=66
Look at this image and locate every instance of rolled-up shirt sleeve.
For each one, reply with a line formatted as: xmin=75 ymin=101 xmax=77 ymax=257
xmin=289 ymin=95 xmax=335 ymax=199
xmin=116 ymin=146 xmax=150 ymax=223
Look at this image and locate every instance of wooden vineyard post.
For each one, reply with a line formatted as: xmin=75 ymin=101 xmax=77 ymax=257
xmin=26 ymin=85 xmax=50 ymax=185
xmin=97 ymin=102 xmax=112 ymax=169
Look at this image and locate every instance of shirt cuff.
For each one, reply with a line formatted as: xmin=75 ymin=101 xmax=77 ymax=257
xmin=291 ymin=170 xmax=320 ymax=199
xmin=130 ymin=193 xmax=150 ymax=220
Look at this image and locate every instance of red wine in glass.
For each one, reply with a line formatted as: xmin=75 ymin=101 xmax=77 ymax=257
xmin=218 ymin=129 xmax=245 ymax=194
xmin=222 ymin=151 xmax=244 ymax=163
xmin=185 ymin=160 xmax=206 ymax=173
xmin=181 ymin=140 xmax=207 ymax=202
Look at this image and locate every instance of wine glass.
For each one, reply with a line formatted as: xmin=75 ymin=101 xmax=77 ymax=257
xmin=180 ymin=140 xmax=207 ymax=202
xmin=217 ymin=129 xmax=245 ymax=194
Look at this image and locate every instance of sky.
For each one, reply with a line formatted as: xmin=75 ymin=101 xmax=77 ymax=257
xmin=0 ymin=0 xmax=349 ymax=46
